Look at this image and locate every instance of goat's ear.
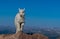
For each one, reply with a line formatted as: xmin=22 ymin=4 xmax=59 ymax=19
xmin=18 ymin=8 xmax=20 ymax=12
xmin=24 ymin=8 xmax=25 ymax=10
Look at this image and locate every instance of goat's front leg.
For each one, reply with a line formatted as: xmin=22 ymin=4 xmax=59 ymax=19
xmin=20 ymin=23 xmax=24 ymax=32
xmin=16 ymin=23 xmax=20 ymax=33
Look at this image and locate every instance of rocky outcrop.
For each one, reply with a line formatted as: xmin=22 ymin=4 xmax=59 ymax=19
xmin=0 ymin=32 xmax=48 ymax=39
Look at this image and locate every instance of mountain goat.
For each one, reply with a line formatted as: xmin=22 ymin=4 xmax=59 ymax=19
xmin=15 ymin=8 xmax=25 ymax=33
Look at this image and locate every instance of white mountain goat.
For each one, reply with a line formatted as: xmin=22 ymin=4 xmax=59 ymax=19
xmin=15 ymin=8 xmax=25 ymax=33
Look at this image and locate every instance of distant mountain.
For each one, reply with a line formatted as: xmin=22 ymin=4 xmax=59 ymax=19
xmin=0 ymin=25 xmax=15 ymax=34
xmin=23 ymin=27 xmax=60 ymax=39
xmin=38 ymin=29 xmax=59 ymax=39
xmin=0 ymin=25 xmax=60 ymax=39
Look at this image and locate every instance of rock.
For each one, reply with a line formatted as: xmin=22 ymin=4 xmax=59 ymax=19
xmin=0 ymin=32 xmax=48 ymax=39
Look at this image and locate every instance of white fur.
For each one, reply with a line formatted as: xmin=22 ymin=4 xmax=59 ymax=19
xmin=15 ymin=8 xmax=25 ymax=33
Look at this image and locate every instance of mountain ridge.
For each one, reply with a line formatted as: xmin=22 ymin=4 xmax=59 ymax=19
xmin=0 ymin=31 xmax=48 ymax=39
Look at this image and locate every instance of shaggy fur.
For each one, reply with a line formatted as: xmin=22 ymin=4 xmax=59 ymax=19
xmin=15 ymin=8 xmax=25 ymax=33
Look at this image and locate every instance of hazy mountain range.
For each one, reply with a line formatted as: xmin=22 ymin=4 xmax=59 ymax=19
xmin=0 ymin=25 xmax=60 ymax=39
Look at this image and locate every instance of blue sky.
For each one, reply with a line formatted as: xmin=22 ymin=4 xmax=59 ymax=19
xmin=0 ymin=0 xmax=60 ymax=29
